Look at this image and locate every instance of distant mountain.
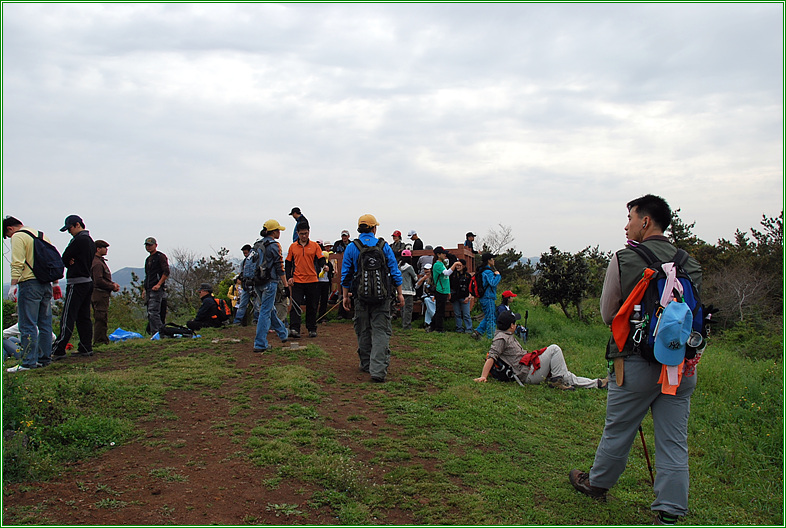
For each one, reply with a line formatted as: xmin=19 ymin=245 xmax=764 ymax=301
xmin=113 ymin=267 xmax=146 ymax=292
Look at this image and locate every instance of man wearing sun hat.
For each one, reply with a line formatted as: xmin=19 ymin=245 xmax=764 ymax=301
xmin=569 ymin=195 xmax=703 ymax=526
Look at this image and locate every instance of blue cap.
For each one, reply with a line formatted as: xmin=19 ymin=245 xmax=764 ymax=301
xmin=654 ymin=302 xmax=693 ymax=366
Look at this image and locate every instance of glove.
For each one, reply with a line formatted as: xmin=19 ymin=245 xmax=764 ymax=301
xmin=52 ymin=285 xmax=62 ymax=300
xmin=9 ymin=285 xmax=17 ymax=302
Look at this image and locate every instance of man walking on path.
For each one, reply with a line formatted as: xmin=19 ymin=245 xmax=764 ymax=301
xmin=568 ymin=194 xmax=703 ymax=526
xmin=341 ymin=214 xmax=404 ymax=383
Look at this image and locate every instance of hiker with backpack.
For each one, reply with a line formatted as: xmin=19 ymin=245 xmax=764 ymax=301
xmin=450 ymin=259 xmax=473 ymax=334
xmin=52 ymin=215 xmax=97 ymax=361
xmin=569 ymin=194 xmax=704 ymax=526
xmin=186 ymin=283 xmax=229 ymax=330
xmin=234 ymin=244 xmax=260 ymax=325
xmin=3 ymin=216 xmax=64 ymax=372
xmin=252 ymin=219 xmax=290 ymax=353
xmin=474 ymin=311 xmax=607 ymax=390
xmin=471 ymin=252 xmax=502 ymax=340
xmin=341 ymin=214 xmax=404 ymax=383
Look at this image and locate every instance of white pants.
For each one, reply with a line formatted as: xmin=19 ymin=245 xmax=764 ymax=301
xmin=525 ymin=345 xmax=600 ymax=389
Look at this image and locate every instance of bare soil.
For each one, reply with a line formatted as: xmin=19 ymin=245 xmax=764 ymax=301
xmin=3 ymin=320 xmax=424 ymax=525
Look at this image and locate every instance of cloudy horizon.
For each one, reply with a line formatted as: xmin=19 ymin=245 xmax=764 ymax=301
xmin=2 ymin=3 xmax=783 ymax=276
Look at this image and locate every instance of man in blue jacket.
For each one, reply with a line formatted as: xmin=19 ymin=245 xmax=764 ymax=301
xmin=341 ymin=214 xmax=404 ymax=383
xmin=471 ymin=252 xmax=502 ymax=340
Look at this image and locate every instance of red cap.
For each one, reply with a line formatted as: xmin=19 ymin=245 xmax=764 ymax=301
xmin=501 ymin=290 xmax=517 ymax=298
xmin=392 ymin=230 xmax=402 ymax=237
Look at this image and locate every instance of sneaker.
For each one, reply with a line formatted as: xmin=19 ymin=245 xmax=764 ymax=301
xmin=370 ymin=377 xmax=385 ymax=383
xmin=253 ymin=348 xmax=267 ymax=353
xmin=74 ymin=351 xmax=93 ymax=357
xmin=598 ymin=377 xmax=609 ymax=389
xmin=6 ymin=364 xmax=33 ymax=372
xmin=52 ymin=353 xmax=67 ymax=361
xmin=308 ymin=331 xmax=317 ymax=338
xmin=653 ymin=512 xmax=679 ymax=525
xmin=471 ymin=330 xmax=481 ymax=341
xmin=548 ymin=376 xmax=576 ymax=391
xmin=568 ymin=469 xmax=607 ymax=500
xmin=289 ymin=329 xmax=301 ymax=338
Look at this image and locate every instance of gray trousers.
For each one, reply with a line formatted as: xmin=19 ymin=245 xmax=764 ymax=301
xmin=524 ymin=345 xmax=600 ymax=388
xmin=589 ymin=355 xmax=696 ymax=516
xmin=352 ymin=298 xmax=392 ymax=379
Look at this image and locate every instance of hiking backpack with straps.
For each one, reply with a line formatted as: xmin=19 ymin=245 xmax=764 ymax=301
xmin=609 ymin=244 xmax=705 ymax=364
xmin=468 ymin=266 xmax=487 ymax=298
xmin=18 ymin=230 xmax=65 ymax=283
xmin=245 ymin=239 xmax=275 ymax=285
xmin=352 ymin=238 xmax=392 ymax=305
xmin=489 ymin=356 xmax=526 ymax=386
xmin=214 ymin=298 xmax=231 ymax=323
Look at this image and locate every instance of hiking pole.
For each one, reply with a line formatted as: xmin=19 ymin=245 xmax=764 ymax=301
xmin=316 ymin=300 xmax=340 ymax=323
xmin=639 ymin=426 xmax=655 ymax=486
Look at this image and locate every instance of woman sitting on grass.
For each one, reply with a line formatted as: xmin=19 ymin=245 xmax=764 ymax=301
xmin=474 ymin=311 xmax=608 ymax=390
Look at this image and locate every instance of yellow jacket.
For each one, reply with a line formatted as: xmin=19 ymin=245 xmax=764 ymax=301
xmin=11 ymin=227 xmax=54 ymax=283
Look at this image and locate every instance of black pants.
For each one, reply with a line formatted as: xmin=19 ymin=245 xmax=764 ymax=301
xmin=53 ymin=282 xmax=94 ymax=355
xmin=290 ymin=282 xmax=320 ymax=333
xmin=186 ymin=319 xmax=221 ymax=331
xmin=433 ymin=292 xmax=449 ymax=332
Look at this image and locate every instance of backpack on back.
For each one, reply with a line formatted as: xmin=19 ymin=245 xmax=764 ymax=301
xmin=214 ymin=298 xmax=231 ymax=323
xmin=488 ymin=356 xmax=526 ymax=386
xmin=352 ymin=238 xmax=391 ymax=305
xmin=609 ymin=244 xmax=705 ymax=364
xmin=247 ymin=239 xmax=275 ymax=285
xmin=468 ymin=267 xmax=487 ymax=298
xmin=19 ymin=230 xmax=65 ymax=284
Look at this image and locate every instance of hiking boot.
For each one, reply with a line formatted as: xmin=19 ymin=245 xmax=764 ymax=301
xmin=371 ymin=377 xmax=385 ymax=383
xmin=548 ymin=376 xmax=575 ymax=391
xmin=308 ymin=331 xmax=317 ymax=338
xmin=568 ymin=469 xmax=607 ymax=500
xmin=289 ymin=329 xmax=301 ymax=338
xmin=74 ymin=351 xmax=93 ymax=357
xmin=253 ymin=348 xmax=268 ymax=353
xmin=471 ymin=330 xmax=481 ymax=341
xmin=52 ymin=352 xmax=67 ymax=361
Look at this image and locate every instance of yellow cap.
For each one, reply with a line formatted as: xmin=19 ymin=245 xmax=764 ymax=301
xmin=358 ymin=214 xmax=379 ymax=227
xmin=263 ymin=219 xmax=286 ymax=232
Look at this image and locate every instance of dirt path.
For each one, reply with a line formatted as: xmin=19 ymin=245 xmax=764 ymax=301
xmin=3 ymin=321 xmax=420 ymax=525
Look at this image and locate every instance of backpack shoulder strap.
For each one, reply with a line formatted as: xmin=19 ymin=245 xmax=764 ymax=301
xmin=627 ymin=243 xmax=659 ymax=266
xmin=353 ymin=239 xmax=364 ymax=251
xmin=672 ymin=248 xmax=689 ymax=268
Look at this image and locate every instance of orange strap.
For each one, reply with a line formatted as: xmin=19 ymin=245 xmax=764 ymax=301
xmin=611 ymin=268 xmax=657 ymax=353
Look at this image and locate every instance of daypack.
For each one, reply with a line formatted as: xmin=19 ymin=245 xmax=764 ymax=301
xmin=489 ymin=356 xmax=526 ymax=386
xmin=214 ymin=298 xmax=231 ymax=323
xmin=352 ymin=239 xmax=391 ymax=304
xmin=609 ymin=244 xmax=704 ymax=364
xmin=248 ymin=239 xmax=275 ymax=285
xmin=468 ymin=267 xmax=487 ymax=298
xmin=18 ymin=230 xmax=65 ymax=283
xmin=159 ymin=323 xmax=195 ymax=338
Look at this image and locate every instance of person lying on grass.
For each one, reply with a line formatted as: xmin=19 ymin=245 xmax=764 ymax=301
xmin=474 ymin=311 xmax=608 ymax=390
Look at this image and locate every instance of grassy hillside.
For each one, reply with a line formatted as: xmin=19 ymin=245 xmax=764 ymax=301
xmin=2 ymin=297 xmax=782 ymax=525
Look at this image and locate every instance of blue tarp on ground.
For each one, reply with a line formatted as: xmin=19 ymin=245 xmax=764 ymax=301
xmin=108 ymin=328 xmax=144 ymax=342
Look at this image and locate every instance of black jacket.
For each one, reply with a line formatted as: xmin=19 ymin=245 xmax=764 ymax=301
xmin=194 ymin=294 xmax=222 ymax=326
xmin=61 ymin=230 xmax=96 ymax=280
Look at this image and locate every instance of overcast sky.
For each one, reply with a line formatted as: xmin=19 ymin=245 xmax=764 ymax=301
xmin=2 ymin=3 xmax=783 ymax=277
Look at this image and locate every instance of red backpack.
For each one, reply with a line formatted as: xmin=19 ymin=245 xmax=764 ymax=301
xmin=468 ymin=267 xmax=486 ymax=298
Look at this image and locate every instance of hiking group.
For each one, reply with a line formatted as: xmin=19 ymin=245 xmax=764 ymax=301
xmin=3 ymin=193 xmax=711 ymax=525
